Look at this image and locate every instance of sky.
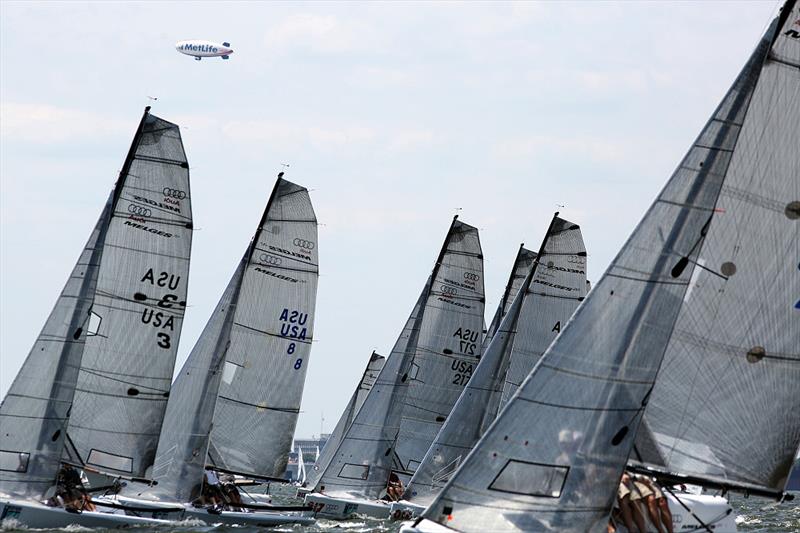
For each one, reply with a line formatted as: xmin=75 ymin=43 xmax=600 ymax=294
xmin=0 ymin=1 xmax=781 ymax=439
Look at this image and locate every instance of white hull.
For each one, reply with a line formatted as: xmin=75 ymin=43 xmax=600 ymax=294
xmin=94 ymin=494 xmax=315 ymax=526
xmin=304 ymin=492 xmax=391 ymax=519
xmin=399 ymin=492 xmax=737 ymax=533
xmin=0 ymin=497 xmax=170 ymax=529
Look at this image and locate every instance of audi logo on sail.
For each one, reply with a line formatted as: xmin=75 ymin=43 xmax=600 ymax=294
xmin=293 ymin=238 xmax=315 ymax=250
xmin=441 ymin=285 xmax=458 ymax=296
xmin=163 ymin=188 xmax=187 ymax=199
xmin=128 ymin=204 xmax=152 ymax=217
xmin=259 ymin=254 xmax=282 ymax=266
xmin=463 ymin=272 xmax=480 ymax=281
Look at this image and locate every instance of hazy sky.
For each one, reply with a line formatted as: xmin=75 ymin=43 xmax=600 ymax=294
xmin=0 ymin=1 xmax=779 ymax=439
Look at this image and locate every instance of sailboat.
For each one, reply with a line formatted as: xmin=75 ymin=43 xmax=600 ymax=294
xmin=403 ymin=2 xmax=799 ymax=532
xmin=93 ymin=176 xmax=319 ymax=526
xmin=296 ymin=445 xmax=307 ymax=486
xmin=306 ymin=216 xmax=485 ymax=518
xmin=394 ymin=215 xmax=587 ymax=517
xmin=303 ymin=351 xmax=387 ymax=493
xmin=0 ymin=107 xmax=192 ymax=528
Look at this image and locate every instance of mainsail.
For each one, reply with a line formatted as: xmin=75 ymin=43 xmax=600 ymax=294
xmin=419 ymin=7 xmax=797 ymax=532
xmin=499 ymin=217 xmax=588 ymax=409
xmin=307 ymin=351 xmax=386 ymax=488
xmin=0 ymin=107 xmax=185 ymax=498
xmin=392 ymin=220 xmax=485 ymax=481
xmin=483 ymin=245 xmax=537 ymax=347
xmin=67 ymin=112 xmax=193 ymax=478
xmin=630 ymin=0 xmax=800 ymax=498
xmin=314 ymin=217 xmax=483 ymax=498
xmin=146 ymin=177 xmax=318 ymax=501
xmin=207 ymin=178 xmax=319 ymax=478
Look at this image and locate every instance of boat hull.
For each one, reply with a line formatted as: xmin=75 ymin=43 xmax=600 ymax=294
xmin=398 ymin=492 xmax=738 ymax=533
xmin=304 ymin=492 xmax=391 ymax=519
xmin=93 ymin=494 xmax=315 ymax=526
xmin=0 ymin=498 xmax=170 ymax=529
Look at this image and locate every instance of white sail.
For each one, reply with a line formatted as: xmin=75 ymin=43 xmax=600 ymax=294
xmin=307 ymin=351 xmax=386 ymax=488
xmin=392 ymin=220 xmax=485 ymax=482
xmin=630 ymin=0 xmax=800 ymax=498
xmin=0 ymin=108 xmax=188 ymax=497
xmin=67 ymin=112 xmax=194 ymax=478
xmin=404 ymin=216 xmax=587 ymax=506
xmin=483 ymin=246 xmax=537 ymax=346
xmin=314 ymin=217 xmax=484 ymax=498
xmin=207 ymin=178 xmax=319 ymax=478
xmin=145 ymin=177 xmax=318 ymax=502
xmin=419 ymin=8 xmax=797 ymax=532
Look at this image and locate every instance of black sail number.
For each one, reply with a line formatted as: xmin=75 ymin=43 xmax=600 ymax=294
xmin=157 ymin=332 xmax=171 ymax=349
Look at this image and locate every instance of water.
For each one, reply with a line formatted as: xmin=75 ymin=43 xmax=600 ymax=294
xmin=2 ymin=488 xmax=798 ymax=532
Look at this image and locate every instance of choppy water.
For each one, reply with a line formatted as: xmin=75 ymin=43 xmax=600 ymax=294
xmin=2 ymin=487 xmax=798 ymax=532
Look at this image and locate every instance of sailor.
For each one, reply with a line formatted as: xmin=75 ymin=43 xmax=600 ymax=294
xmin=220 ymin=474 xmax=244 ymax=511
xmin=630 ymin=475 xmax=673 ymax=533
xmin=53 ymin=464 xmax=95 ymax=512
xmin=384 ymin=472 xmax=404 ymax=502
xmin=201 ymin=470 xmax=225 ymax=506
xmin=611 ymin=472 xmax=647 ymax=533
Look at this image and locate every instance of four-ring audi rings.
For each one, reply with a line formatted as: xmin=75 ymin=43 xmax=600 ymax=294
xmin=128 ymin=204 xmax=152 ymax=217
xmin=293 ymin=238 xmax=315 ymax=249
xmin=441 ymin=285 xmax=458 ymax=295
xmin=259 ymin=254 xmax=283 ymax=266
xmin=163 ymin=188 xmax=187 ymax=199
xmin=463 ymin=272 xmax=480 ymax=281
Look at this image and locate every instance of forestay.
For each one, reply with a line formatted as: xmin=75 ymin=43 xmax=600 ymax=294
xmin=631 ymin=1 xmax=800 ymax=498
xmin=68 ymin=112 xmax=193 ymax=478
xmin=207 ymin=178 xmax=319 ymax=478
xmin=392 ymin=221 xmax=485 ymax=481
xmin=405 ymin=217 xmax=587 ymax=506
xmin=421 ymin=11 xmax=788 ymax=532
xmin=307 ymin=352 xmax=386 ymax=488
xmin=499 ymin=217 xmax=588 ymax=408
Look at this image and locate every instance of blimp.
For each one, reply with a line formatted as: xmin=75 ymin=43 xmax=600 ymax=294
xmin=175 ymin=40 xmax=233 ymax=60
